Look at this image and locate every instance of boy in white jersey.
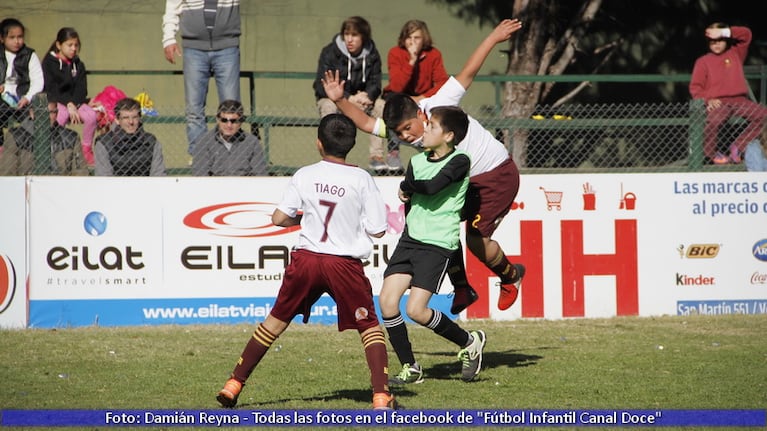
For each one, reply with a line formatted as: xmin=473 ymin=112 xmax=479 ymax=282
xmin=380 ymin=106 xmax=486 ymax=385
xmin=322 ymin=19 xmax=525 ymax=315
xmin=216 ymin=114 xmax=396 ymax=410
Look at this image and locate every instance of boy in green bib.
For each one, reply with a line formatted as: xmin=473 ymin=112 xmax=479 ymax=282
xmin=379 ymin=105 xmax=486 ymax=385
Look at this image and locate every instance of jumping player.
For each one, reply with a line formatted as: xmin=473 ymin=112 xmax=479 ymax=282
xmin=322 ymin=19 xmax=525 ymax=314
xmin=216 ymin=114 xmax=396 ymax=410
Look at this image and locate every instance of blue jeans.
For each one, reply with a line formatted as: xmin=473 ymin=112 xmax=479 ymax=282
xmin=744 ymin=139 xmax=767 ymax=172
xmin=183 ymin=46 xmax=241 ymax=154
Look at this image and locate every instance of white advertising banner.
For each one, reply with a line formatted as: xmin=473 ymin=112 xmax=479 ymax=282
xmin=466 ymin=172 xmax=767 ymax=321
xmin=27 ymin=176 xmax=406 ymax=327
xmin=25 ymin=173 xmax=767 ymax=327
xmin=0 ymin=177 xmax=27 ymax=328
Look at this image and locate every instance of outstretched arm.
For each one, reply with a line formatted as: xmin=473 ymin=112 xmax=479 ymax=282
xmin=455 ymin=18 xmax=522 ymax=90
xmin=321 ymin=70 xmax=377 ymax=134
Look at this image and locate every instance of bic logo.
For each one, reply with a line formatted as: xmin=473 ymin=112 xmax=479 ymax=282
xmin=678 ymin=244 xmax=720 ymax=259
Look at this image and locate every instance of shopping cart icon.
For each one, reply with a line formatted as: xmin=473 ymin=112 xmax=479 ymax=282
xmin=539 ymin=187 xmax=563 ymax=211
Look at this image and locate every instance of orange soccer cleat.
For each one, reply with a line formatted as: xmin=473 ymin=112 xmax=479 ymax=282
xmin=216 ymin=378 xmax=242 ymax=408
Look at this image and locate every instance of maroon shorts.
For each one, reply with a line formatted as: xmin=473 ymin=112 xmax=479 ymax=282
xmin=464 ymin=157 xmax=520 ymax=237
xmin=270 ymin=249 xmax=380 ymax=332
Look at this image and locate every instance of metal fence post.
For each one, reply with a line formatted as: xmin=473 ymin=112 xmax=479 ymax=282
xmin=32 ymin=94 xmax=49 ymax=174
xmin=688 ymin=99 xmax=705 ymax=170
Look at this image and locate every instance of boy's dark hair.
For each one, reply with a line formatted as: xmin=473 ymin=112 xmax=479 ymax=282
xmin=0 ymin=18 xmax=24 ymax=38
xmin=341 ymin=16 xmax=372 ymax=45
xmin=430 ymin=106 xmax=469 ymax=145
xmin=114 ymin=97 xmax=140 ymax=117
xmin=318 ymin=114 xmax=356 ymax=158
xmin=217 ymin=99 xmax=244 ymax=117
xmin=383 ymin=93 xmax=420 ymax=130
xmin=48 ymin=27 xmax=80 ymax=53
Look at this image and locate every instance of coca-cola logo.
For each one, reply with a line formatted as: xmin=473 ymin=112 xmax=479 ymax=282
xmin=751 ymin=272 xmax=767 ymax=285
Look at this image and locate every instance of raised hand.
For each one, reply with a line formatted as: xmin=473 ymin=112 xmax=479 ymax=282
xmin=488 ymin=18 xmax=523 ymax=45
xmin=321 ymin=70 xmax=346 ymax=102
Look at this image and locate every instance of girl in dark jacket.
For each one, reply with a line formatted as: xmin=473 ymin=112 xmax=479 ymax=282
xmin=313 ymin=16 xmax=382 ymax=116
xmin=0 ymin=18 xmax=44 ymax=147
xmin=312 ymin=16 xmax=386 ymax=170
xmin=42 ymin=27 xmax=101 ymax=166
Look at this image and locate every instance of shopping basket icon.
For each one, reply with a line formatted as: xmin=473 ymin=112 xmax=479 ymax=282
xmin=539 ymin=187 xmax=563 ymax=210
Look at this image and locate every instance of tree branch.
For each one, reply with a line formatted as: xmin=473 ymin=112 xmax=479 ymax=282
xmin=551 ymin=38 xmax=621 ymax=107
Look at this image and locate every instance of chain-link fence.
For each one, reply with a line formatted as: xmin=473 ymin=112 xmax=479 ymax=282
xmin=2 ymin=75 xmax=765 ymax=176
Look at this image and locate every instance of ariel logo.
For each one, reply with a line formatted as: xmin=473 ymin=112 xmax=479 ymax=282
xmin=753 ymin=239 xmax=767 ymax=262
xmin=0 ymin=254 xmax=17 ymax=314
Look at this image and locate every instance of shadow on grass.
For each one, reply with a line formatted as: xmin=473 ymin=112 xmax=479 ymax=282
xmin=229 ymin=350 xmax=544 ymax=408
xmin=233 ymin=387 xmax=413 ymax=409
xmin=419 ymin=349 xmax=544 ymax=381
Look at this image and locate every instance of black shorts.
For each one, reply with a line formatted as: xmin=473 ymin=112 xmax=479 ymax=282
xmin=383 ymin=242 xmax=451 ymax=294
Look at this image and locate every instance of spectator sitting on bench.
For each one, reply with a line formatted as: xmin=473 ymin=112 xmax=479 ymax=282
xmin=0 ymin=18 xmax=43 ymax=150
xmin=94 ymin=97 xmax=166 ymax=176
xmin=0 ymin=102 xmax=88 ymax=175
xmin=192 ymin=99 xmax=268 ymax=176
xmin=312 ymin=16 xmax=386 ymax=173
xmin=690 ymin=23 xmax=767 ymax=165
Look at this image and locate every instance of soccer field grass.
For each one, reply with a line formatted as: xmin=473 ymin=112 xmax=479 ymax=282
xmin=1 ymin=314 xmax=765 ymax=430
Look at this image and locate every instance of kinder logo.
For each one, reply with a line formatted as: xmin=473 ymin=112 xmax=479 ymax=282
xmin=676 ymin=273 xmax=715 ymax=286
xmin=678 ymin=244 xmax=720 ymax=259
xmin=184 ymin=202 xmax=300 ymax=238
xmin=753 ymin=239 xmax=767 ymax=262
xmin=0 ymin=254 xmax=17 ymax=314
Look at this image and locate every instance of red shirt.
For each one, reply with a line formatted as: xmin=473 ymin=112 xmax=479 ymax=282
xmin=384 ymin=46 xmax=449 ymax=98
xmin=689 ymin=26 xmax=752 ymax=100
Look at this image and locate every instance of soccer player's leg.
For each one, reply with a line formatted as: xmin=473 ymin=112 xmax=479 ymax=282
xmin=447 ymin=243 xmax=479 ymax=314
xmin=467 ymin=158 xmax=525 ymax=311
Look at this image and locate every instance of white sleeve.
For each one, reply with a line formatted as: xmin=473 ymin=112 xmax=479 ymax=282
xmin=276 ymin=175 xmax=302 ymax=218
xmin=162 ymin=0 xmax=182 ymax=48
xmin=371 ymin=117 xmax=388 ymax=139
xmin=420 ymin=76 xmax=466 ymax=116
xmin=23 ymin=53 xmax=44 ymax=101
xmin=362 ymin=176 xmax=388 ymax=235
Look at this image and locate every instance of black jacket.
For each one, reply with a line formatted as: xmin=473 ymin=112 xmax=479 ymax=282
xmin=313 ymin=35 xmax=382 ymax=101
xmin=0 ymin=45 xmax=34 ymax=99
xmin=41 ymin=52 xmax=89 ymax=105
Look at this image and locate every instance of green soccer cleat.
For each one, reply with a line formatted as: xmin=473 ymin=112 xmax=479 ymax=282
xmin=458 ymin=330 xmax=486 ymax=382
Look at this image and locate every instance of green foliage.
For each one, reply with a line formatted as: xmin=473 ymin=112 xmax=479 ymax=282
xmin=1 ymin=315 xmax=766 ymax=430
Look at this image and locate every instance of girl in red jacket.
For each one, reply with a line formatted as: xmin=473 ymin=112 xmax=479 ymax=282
xmin=379 ymin=20 xmax=449 ymax=171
